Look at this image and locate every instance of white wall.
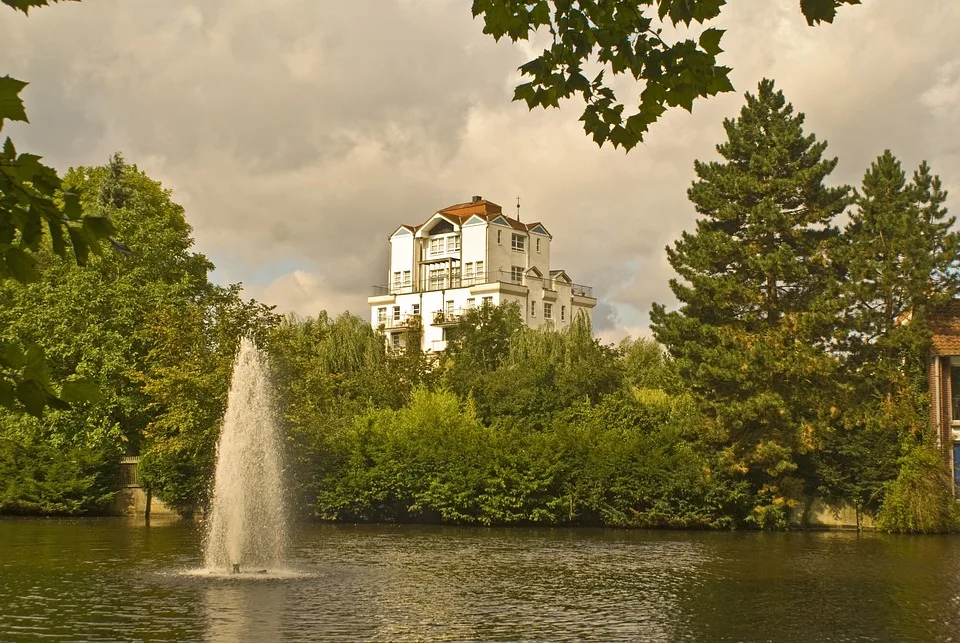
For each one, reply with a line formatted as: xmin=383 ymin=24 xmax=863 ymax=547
xmin=389 ymin=232 xmax=414 ymax=286
xmin=486 ymin=222 xmax=515 ymax=280
xmin=529 ymin=231 xmax=550 ymax=277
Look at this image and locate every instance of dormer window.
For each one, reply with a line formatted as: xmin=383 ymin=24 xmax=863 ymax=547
xmin=512 ymin=234 xmax=525 ymax=251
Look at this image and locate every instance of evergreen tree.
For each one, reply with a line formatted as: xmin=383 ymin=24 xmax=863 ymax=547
xmin=650 ymin=79 xmax=851 ymax=526
xmin=814 ymin=151 xmax=960 ymax=515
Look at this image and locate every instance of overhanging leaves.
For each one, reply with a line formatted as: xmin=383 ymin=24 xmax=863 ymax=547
xmin=0 ymin=76 xmax=29 ymax=127
xmin=473 ymin=0 xmax=860 ymax=150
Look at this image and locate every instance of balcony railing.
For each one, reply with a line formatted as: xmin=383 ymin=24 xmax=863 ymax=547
xmin=371 ymin=271 xmax=593 ymax=298
xmin=375 ymin=314 xmax=422 ymax=330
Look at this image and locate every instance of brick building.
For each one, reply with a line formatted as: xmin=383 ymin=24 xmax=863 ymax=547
xmin=929 ymin=300 xmax=960 ymax=489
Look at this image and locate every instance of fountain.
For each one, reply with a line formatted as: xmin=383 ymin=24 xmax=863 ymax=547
xmin=203 ymin=337 xmax=287 ymax=575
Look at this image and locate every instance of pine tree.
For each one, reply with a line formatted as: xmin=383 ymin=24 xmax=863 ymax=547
xmin=814 ymin=152 xmax=960 ymax=516
xmin=841 ymin=151 xmax=958 ymax=389
xmin=650 ymin=79 xmax=851 ymax=526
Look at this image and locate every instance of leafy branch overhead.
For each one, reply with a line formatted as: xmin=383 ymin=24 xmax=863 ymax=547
xmin=472 ymin=0 xmax=861 ymax=150
xmin=0 ymin=0 xmax=76 ymax=14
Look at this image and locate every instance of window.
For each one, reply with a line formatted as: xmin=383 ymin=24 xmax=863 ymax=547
xmin=403 ymin=270 xmax=411 ymax=287
xmin=536 ymin=238 xmax=541 ymax=252
xmin=429 ymin=267 xmax=445 ymax=290
xmin=430 ymin=237 xmax=444 ymax=255
xmin=445 ymin=300 xmax=454 ymax=317
xmin=561 ymin=305 xmax=566 ymax=321
xmin=512 ymin=234 xmax=525 ymax=251
xmin=466 ymin=297 xmax=475 ymax=309
xmin=412 ymin=303 xmax=420 ymax=316
xmin=475 ymin=261 xmax=485 ymax=281
xmin=449 ymin=235 xmax=461 ymax=252
xmin=511 ymin=266 xmax=524 ymax=284
xmin=391 ymin=333 xmax=401 ymax=349
xmin=452 ymin=266 xmax=461 ymax=286
xmin=393 ymin=271 xmax=402 ymax=290
xmin=954 ymin=445 xmax=960 ymax=495
xmin=952 ymin=366 xmax=960 ymax=422
xmin=393 ymin=306 xmax=401 ymax=322
xmin=482 ymin=296 xmax=493 ymax=306
xmin=544 ymin=303 xmax=553 ymax=319
xmin=530 ymin=301 xmax=536 ymax=317
xmin=464 ymin=262 xmax=474 ymax=282
xmin=377 ymin=307 xmax=386 ymax=324
xmin=497 ymin=230 xmax=502 ymax=244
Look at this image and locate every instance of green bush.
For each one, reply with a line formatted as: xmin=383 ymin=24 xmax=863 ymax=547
xmin=877 ymin=443 xmax=960 ymax=533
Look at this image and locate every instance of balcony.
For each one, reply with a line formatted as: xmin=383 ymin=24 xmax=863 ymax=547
xmin=375 ymin=314 xmax=422 ymax=331
xmin=432 ymin=309 xmax=464 ymax=327
xmin=370 ymin=271 xmax=593 ymax=298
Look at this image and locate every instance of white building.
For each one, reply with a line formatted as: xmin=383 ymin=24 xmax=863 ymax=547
xmin=368 ymin=196 xmax=597 ymax=352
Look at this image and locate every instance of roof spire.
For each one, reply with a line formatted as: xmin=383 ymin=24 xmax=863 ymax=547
xmin=516 ymin=196 xmax=521 ymax=222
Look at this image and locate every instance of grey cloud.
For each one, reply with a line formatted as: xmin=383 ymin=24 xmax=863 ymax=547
xmin=2 ymin=1 xmax=959 ymax=336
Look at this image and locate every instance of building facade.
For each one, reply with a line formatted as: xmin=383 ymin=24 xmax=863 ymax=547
xmin=929 ymin=301 xmax=960 ymax=491
xmin=368 ymin=196 xmax=597 ymax=352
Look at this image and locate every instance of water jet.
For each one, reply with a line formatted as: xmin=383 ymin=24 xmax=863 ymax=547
xmin=203 ymin=338 xmax=288 ymax=575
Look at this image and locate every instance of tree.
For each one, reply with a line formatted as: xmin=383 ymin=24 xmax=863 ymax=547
xmin=0 ymin=156 xmax=238 ymax=513
xmin=619 ymin=336 xmax=681 ymax=392
xmin=649 ymin=79 xmax=851 ymax=526
xmin=474 ymin=0 xmax=861 ymax=150
xmin=813 ymin=151 xmax=960 ymax=517
xmin=442 ymin=301 xmax=525 ymax=403
xmin=1 ymin=0 xmax=117 ymax=417
xmin=137 ymin=287 xmax=278 ymax=514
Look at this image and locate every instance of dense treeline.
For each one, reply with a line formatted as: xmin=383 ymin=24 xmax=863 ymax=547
xmin=2 ymin=79 xmax=958 ymax=531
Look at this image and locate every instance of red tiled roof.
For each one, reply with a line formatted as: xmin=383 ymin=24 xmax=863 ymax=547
xmin=929 ymin=300 xmax=960 ymax=355
xmin=400 ymin=199 xmax=551 ymax=236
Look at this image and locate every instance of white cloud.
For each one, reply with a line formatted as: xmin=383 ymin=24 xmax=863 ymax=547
xmin=3 ymin=0 xmax=959 ymax=340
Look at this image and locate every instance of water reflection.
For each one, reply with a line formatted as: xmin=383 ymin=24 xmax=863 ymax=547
xmin=3 ymin=519 xmax=960 ymax=642
xmin=204 ymin=581 xmax=284 ymax=642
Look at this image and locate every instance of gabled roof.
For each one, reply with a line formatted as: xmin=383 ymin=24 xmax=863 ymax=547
xmin=550 ymin=269 xmax=571 ymax=283
xmin=930 ymin=300 xmax=960 ymax=355
xmin=394 ymin=198 xmax=553 ymax=237
xmin=528 ymin=223 xmax=551 ymax=237
xmin=525 ymin=266 xmax=544 ymax=277
xmin=390 ymin=224 xmax=415 ymax=237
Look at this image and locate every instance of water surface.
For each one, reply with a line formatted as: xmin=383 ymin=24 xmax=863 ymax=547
xmin=1 ymin=519 xmax=958 ymax=641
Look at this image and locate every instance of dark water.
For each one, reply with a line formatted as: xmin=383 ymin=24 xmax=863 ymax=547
xmin=1 ymin=519 xmax=959 ymax=642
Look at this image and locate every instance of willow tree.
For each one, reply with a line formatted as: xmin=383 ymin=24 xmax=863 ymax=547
xmin=650 ymin=79 xmax=851 ymax=527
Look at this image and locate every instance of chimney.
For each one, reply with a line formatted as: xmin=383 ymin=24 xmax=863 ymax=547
xmin=471 ymin=195 xmax=482 ymax=203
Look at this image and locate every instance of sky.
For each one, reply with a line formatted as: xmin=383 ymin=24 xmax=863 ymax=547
xmin=2 ymin=1 xmax=959 ymax=343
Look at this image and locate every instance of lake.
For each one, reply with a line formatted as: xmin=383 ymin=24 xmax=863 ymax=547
xmin=1 ymin=518 xmax=958 ymax=641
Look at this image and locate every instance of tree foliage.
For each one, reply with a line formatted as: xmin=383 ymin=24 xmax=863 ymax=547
xmin=0 ymin=0 xmax=116 ymax=417
xmin=474 ymin=0 xmax=861 ymax=150
xmin=650 ymin=78 xmax=850 ymax=525
xmin=0 ymin=156 xmax=273 ymax=514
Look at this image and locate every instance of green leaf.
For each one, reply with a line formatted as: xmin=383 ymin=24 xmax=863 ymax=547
xmin=60 ymin=378 xmax=102 ymax=404
xmin=0 ymin=378 xmax=14 ymax=410
xmin=67 ymin=226 xmax=90 ymax=265
xmin=5 ymin=247 xmax=39 ymax=283
xmin=799 ymin=0 xmax=859 ymax=25
xmin=0 ymin=0 xmax=73 ymax=14
xmin=0 ymin=342 xmax=25 ymax=369
xmin=16 ymin=378 xmax=47 ymax=418
xmin=0 ymin=76 xmax=29 ymax=128
xmin=83 ymin=215 xmax=115 ymax=239
xmin=62 ymin=191 xmax=82 ymax=220
xmin=698 ymin=28 xmax=724 ymax=56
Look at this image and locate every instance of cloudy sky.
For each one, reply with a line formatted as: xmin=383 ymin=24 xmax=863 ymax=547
xmin=3 ymin=1 xmax=959 ymax=341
